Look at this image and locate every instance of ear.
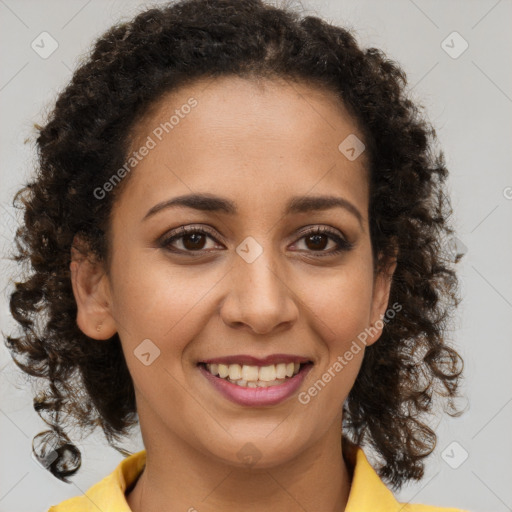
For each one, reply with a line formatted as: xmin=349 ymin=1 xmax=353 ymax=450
xmin=69 ymin=235 xmax=117 ymax=340
xmin=366 ymin=247 xmax=398 ymax=347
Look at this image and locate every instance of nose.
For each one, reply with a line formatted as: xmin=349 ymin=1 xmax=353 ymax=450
xmin=220 ymin=246 xmax=299 ymax=335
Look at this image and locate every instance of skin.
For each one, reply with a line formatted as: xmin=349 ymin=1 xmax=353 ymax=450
xmin=70 ymin=75 xmax=397 ymax=512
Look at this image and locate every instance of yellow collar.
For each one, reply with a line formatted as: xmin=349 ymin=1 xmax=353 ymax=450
xmin=48 ymin=443 xmax=465 ymax=511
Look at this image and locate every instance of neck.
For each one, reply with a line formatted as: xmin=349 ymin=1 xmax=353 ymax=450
xmin=126 ymin=396 xmax=351 ymax=512
xmin=127 ymin=413 xmax=352 ymax=512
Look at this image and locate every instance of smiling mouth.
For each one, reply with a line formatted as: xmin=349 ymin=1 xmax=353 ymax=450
xmin=198 ymin=362 xmax=312 ymax=388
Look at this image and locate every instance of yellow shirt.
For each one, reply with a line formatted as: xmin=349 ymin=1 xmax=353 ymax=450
xmin=48 ymin=444 xmax=467 ymax=511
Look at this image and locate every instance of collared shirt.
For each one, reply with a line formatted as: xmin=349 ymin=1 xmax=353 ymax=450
xmin=47 ymin=443 xmax=467 ymax=511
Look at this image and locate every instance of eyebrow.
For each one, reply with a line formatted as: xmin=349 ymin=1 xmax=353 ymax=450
xmin=143 ymin=193 xmax=364 ymax=227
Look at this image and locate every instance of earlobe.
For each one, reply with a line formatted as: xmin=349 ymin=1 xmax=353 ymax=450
xmin=366 ymin=252 xmax=398 ymax=347
xmin=70 ymin=240 xmax=117 ymax=340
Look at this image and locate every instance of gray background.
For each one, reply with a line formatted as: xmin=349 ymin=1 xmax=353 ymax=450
xmin=1 ymin=0 xmax=511 ymax=511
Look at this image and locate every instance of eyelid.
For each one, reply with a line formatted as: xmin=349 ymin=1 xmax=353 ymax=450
xmin=290 ymin=225 xmax=354 ymax=255
xmin=158 ymin=224 xmax=354 ymax=255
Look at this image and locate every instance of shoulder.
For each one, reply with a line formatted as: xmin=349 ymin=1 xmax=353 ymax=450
xmin=398 ymin=505 xmax=467 ymax=512
xmin=46 ymin=449 xmax=146 ymax=512
xmin=344 ymin=441 xmax=468 ymax=512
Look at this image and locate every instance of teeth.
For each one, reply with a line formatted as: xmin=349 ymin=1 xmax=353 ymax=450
xmin=228 ymin=364 xmax=242 ymax=380
xmin=276 ymin=363 xmax=287 ymax=379
xmin=204 ymin=362 xmax=304 ymax=386
xmin=218 ymin=364 xmax=229 ymax=378
xmin=241 ymin=365 xmax=259 ymax=381
xmin=259 ymin=365 xmax=276 ymax=381
xmin=230 ymin=378 xmax=288 ymax=388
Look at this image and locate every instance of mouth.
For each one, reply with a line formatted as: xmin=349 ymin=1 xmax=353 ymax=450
xmin=197 ymin=356 xmax=313 ymax=406
xmin=198 ymin=361 xmax=309 ymax=388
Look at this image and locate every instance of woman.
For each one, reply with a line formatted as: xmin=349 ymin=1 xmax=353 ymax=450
xmin=5 ymin=0 xmax=466 ymax=510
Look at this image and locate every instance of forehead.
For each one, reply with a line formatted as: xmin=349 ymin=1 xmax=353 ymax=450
xmin=133 ymin=75 xmax=364 ymax=150
xmin=118 ymin=75 xmax=369 ymax=221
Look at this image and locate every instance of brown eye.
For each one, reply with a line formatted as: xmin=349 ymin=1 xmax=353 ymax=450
xmin=160 ymin=226 xmax=221 ymax=254
xmin=304 ymin=233 xmax=330 ymax=251
xmin=181 ymin=232 xmax=207 ymax=250
xmin=159 ymin=225 xmax=354 ymax=258
xmin=292 ymin=226 xmax=354 ymax=257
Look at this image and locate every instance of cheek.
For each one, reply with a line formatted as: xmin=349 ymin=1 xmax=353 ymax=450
xmin=109 ymin=249 xmax=224 ymax=364
xmin=298 ymin=265 xmax=374 ymax=401
xmin=302 ymin=265 xmax=375 ymax=345
xmin=296 ymin=275 xmax=372 ymax=417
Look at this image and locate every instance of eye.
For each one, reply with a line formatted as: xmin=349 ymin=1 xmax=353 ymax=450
xmin=159 ymin=225 xmax=354 ymax=257
xmin=291 ymin=226 xmax=354 ymax=257
xmin=159 ymin=225 xmax=221 ymax=254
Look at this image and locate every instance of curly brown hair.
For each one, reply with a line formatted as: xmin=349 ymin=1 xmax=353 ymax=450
xmin=4 ymin=0 xmax=464 ymax=489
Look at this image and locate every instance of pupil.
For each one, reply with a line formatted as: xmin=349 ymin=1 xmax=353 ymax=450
xmin=308 ymin=234 xmax=327 ymax=250
xmin=184 ymin=233 xmax=205 ymax=250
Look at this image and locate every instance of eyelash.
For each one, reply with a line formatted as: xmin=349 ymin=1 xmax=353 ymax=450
xmin=158 ymin=225 xmax=354 ymax=258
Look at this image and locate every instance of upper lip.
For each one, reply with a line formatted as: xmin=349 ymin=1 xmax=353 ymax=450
xmin=200 ymin=354 xmax=312 ymax=366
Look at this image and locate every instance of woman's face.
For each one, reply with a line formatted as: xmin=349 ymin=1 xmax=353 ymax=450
xmin=74 ymin=76 xmax=395 ymax=468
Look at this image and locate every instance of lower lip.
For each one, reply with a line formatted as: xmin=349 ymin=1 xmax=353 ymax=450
xmin=198 ymin=363 xmax=313 ymax=407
